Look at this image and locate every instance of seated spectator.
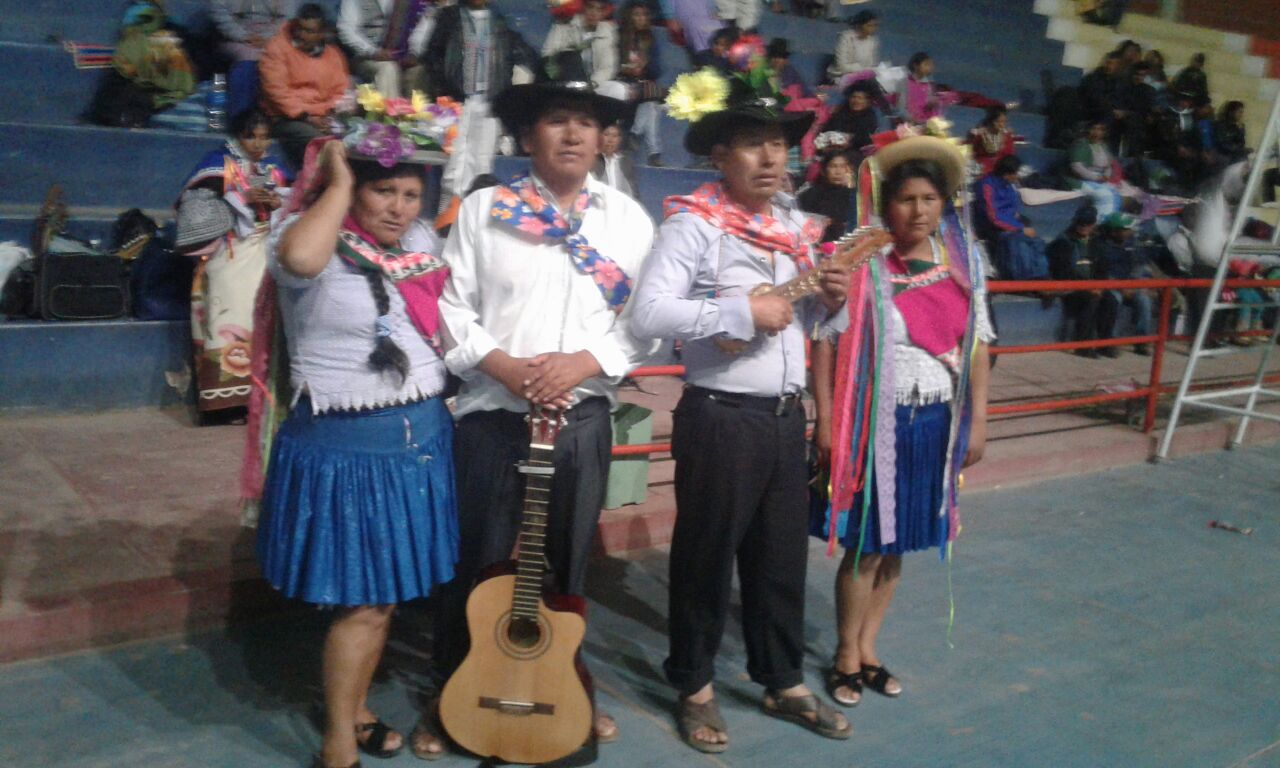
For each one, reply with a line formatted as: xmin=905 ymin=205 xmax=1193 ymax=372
xmin=89 ymin=1 xmax=196 ymax=128
xmin=1171 ymin=53 xmax=1209 ymax=107
xmin=817 ymin=81 xmax=878 ymax=158
xmin=259 ymin=3 xmax=350 ymax=169
xmin=1154 ymin=90 xmax=1206 ymax=189
xmin=1226 ymin=259 xmax=1267 ymax=345
xmin=593 ymin=121 xmax=639 ymax=196
xmin=1143 ymin=49 xmax=1169 ymax=104
xmin=1067 ymin=119 xmax=1125 ymax=217
xmin=692 ymin=27 xmax=735 ymax=72
xmin=766 ymin=38 xmax=810 ymax=98
xmin=1115 ymin=39 xmax=1142 ymax=72
xmin=1113 ymin=60 xmax=1156 ymax=158
xmin=337 ymin=0 xmax=434 ymax=100
xmin=797 ymin=152 xmax=855 ymax=243
xmin=1091 ymin=212 xmax=1153 ymax=355
xmin=1079 ymin=0 xmax=1127 ymax=27
xmin=211 ymin=0 xmax=296 ymax=119
xmin=1047 ymin=204 xmax=1104 ymax=356
xmin=1078 ymin=52 xmax=1122 ymax=124
xmin=671 ymin=0 xmax=723 ymax=53
xmin=543 ymin=0 xmax=624 ymax=99
xmin=899 ymin=51 xmax=958 ymax=124
xmin=175 ymin=107 xmax=291 ymax=422
xmin=976 ymin=155 xmax=1048 ymax=280
xmin=826 ymin=10 xmax=878 ymax=83
xmin=1213 ymin=101 xmax=1248 ymax=164
xmin=618 ymin=0 xmax=665 ymax=165
xmin=968 ymin=105 xmax=1016 ymax=176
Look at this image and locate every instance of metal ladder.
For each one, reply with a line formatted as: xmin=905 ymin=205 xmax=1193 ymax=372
xmin=1156 ymin=91 xmax=1280 ymax=460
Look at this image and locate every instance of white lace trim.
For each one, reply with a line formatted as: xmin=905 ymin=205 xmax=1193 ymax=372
xmin=293 ymin=379 xmax=445 ymax=415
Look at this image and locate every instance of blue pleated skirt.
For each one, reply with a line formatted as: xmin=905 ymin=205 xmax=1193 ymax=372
xmin=841 ymin=401 xmax=951 ymax=555
xmin=257 ymin=396 xmax=459 ymax=606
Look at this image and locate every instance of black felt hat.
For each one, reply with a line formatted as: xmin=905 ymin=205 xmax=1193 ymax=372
xmin=684 ymin=76 xmax=814 ymax=156
xmin=492 ymin=52 xmax=630 ymax=135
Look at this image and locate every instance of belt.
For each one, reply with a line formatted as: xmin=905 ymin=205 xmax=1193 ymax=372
xmin=685 ymin=386 xmax=803 ymax=417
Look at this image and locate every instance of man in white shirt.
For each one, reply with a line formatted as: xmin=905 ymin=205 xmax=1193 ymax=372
xmin=541 ymin=0 xmax=626 ymax=100
xmin=412 ymin=70 xmax=655 ymax=760
xmin=337 ymin=0 xmax=434 ymax=99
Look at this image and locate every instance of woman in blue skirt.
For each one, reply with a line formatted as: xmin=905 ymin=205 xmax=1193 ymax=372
xmin=248 ymin=138 xmax=457 ymax=768
xmin=812 ymin=134 xmax=993 ymax=709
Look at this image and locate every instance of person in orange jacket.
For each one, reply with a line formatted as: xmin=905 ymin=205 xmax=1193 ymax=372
xmin=259 ymin=3 xmax=350 ymax=169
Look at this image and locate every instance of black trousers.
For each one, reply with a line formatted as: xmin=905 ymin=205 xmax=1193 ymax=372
xmin=664 ymin=389 xmax=810 ymax=697
xmin=1062 ymin=290 xmax=1113 ymax=342
xmin=431 ymin=397 xmax=613 ymax=683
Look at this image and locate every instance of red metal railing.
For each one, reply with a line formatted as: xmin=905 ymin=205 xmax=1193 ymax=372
xmin=609 ymin=277 xmax=1280 ymax=457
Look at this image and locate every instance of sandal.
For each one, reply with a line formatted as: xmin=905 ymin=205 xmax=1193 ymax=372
xmin=860 ymin=663 xmax=902 ymax=698
xmin=677 ymin=697 xmax=728 ymax=754
xmin=409 ymin=712 xmax=447 ymax=762
xmin=355 ymin=720 xmax=403 ymax=759
xmin=824 ymin=667 xmax=863 ymax=707
xmin=761 ymin=690 xmax=852 ymax=740
xmin=595 ymin=712 xmax=620 ymax=745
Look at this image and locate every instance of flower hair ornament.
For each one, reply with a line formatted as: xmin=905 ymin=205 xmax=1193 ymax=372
xmin=333 ymin=85 xmax=463 ymax=168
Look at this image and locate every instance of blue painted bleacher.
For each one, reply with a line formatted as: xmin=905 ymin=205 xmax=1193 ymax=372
xmin=0 ymin=0 xmax=1088 ymax=412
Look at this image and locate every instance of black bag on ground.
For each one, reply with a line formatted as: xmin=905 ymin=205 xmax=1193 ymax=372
xmin=131 ymin=236 xmax=192 ymax=321
xmin=36 ymin=235 xmax=130 ymax=321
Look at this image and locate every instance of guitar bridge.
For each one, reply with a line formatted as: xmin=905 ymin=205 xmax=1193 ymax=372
xmin=479 ymin=697 xmax=556 ymax=716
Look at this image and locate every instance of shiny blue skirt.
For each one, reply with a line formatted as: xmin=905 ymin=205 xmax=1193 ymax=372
xmin=844 ymin=401 xmax=951 ymax=555
xmin=257 ymin=396 xmax=459 ymax=606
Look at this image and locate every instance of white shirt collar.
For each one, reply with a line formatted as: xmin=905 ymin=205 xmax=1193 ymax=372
xmin=528 ymin=169 xmax=607 ymax=217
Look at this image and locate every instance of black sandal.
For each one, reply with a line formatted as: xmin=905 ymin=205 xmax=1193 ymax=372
xmin=824 ymin=667 xmax=863 ymax=707
xmin=860 ymin=663 xmax=902 ymax=697
xmin=677 ymin=697 xmax=729 ymax=754
xmin=761 ymin=691 xmax=852 ymax=740
xmin=355 ymin=720 xmax=403 ymax=759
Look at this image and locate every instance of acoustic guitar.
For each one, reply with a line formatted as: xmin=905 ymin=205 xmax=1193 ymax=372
xmin=715 ymin=226 xmax=892 ymax=354
xmin=439 ymin=408 xmax=594 ymax=765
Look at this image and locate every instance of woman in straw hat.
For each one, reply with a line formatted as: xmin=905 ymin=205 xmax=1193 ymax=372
xmin=811 ymin=133 xmax=994 ymax=709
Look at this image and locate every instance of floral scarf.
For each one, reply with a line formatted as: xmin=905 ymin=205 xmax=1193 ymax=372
xmin=337 ymin=215 xmax=450 ymax=354
xmin=489 ymin=173 xmax=632 ymax=313
xmin=663 ymin=181 xmax=825 ymax=270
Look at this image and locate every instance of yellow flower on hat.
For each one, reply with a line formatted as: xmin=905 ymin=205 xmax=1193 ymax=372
xmin=410 ymin=90 xmax=429 ymax=119
xmin=357 ymin=84 xmax=386 ymax=115
xmin=924 ymin=116 xmax=952 ymax=138
xmin=666 ymin=68 xmax=730 ymax=123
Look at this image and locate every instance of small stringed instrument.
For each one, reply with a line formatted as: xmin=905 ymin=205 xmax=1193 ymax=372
xmin=440 ymin=408 xmax=594 ymax=765
xmin=715 ymin=226 xmax=892 ymax=354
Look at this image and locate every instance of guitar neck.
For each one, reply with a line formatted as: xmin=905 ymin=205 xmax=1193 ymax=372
xmin=513 ymin=442 xmax=555 ymax=621
xmin=767 ymin=268 xmax=827 ymax=304
xmin=760 ymin=228 xmax=890 ymax=305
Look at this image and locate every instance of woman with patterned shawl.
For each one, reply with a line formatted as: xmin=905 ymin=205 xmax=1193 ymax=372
xmin=811 ymin=134 xmax=993 ymax=708
xmin=243 ymin=135 xmax=457 ymax=768
xmin=176 ymin=108 xmax=292 ymax=421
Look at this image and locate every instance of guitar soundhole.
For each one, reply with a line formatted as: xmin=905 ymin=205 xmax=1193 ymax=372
xmin=507 ymin=617 xmax=542 ymax=650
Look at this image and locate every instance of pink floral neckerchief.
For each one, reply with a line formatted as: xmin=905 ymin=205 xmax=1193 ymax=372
xmin=663 ymin=181 xmax=824 ymax=270
xmin=489 ymin=173 xmax=632 ymax=313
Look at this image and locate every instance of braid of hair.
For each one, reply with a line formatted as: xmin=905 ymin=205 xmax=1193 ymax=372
xmin=363 ymin=270 xmax=411 ymax=384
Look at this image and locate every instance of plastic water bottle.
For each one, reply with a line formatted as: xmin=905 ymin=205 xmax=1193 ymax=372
xmin=206 ymin=74 xmax=228 ymax=132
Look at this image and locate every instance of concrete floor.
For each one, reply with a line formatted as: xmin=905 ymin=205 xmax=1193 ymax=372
xmin=1 ymin=441 xmax=1277 ymax=768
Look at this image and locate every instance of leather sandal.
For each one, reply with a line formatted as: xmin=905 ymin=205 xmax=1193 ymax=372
xmin=761 ymin=690 xmax=852 ymax=740
xmin=824 ymin=667 xmax=863 ymax=707
xmin=355 ymin=720 xmax=402 ymax=759
xmin=677 ymin=697 xmax=728 ymax=754
xmin=409 ymin=713 xmax=448 ymax=762
xmin=860 ymin=663 xmax=902 ymax=697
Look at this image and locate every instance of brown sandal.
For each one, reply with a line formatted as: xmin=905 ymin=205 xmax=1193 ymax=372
xmin=677 ymin=697 xmax=728 ymax=754
xmin=761 ymin=690 xmax=852 ymax=740
xmin=408 ymin=705 xmax=447 ymax=762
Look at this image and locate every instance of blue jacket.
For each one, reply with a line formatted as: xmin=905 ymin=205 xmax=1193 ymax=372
xmin=975 ymin=175 xmax=1022 ymax=239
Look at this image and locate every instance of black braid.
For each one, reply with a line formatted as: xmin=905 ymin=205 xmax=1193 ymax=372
xmin=363 ymin=270 xmax=411 ymax=384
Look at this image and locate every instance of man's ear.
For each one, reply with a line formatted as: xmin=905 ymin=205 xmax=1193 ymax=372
xmin=518 ymin=124 xmax=534 ymax=156
xmin=709 ymin=143 xmax=728 ymax=172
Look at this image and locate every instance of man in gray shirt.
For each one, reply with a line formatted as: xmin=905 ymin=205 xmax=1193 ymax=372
xmin=630 ymin=80 xmax=852 ymax=753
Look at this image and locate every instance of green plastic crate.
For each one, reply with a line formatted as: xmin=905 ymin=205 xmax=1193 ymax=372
xmin=604 ymin=403 xmax=653 ymax=509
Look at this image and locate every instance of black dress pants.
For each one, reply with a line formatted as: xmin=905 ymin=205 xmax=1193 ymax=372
xmin=431 ymin=397 xmax=613 ymax=683
xmin=664 ymin=388 xmax=810 ymax=697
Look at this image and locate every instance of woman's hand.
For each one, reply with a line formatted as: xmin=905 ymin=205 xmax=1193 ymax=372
xmin=247 ymin=187 xmax=282 ymax=210
xmin=963 ymin=417 xmax=986 ymax=467
xmin=814 ymin=416 xmax=832 ymax=468
xmin=319 ymin=141 xmax=354 ymax=192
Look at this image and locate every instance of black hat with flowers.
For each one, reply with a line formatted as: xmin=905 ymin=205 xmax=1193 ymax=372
xmin=674 ymin=69 xmax=814 ymax=156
